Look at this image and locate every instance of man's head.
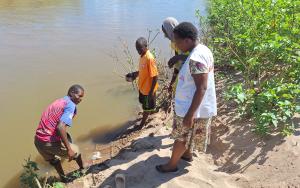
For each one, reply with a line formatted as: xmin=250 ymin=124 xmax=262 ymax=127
xmin=173 ymin=22 xmax=198 ymax=53
xmin=162 ymin=17 xmax=179 ymax=41
xmin=67 ymin=84 xmax=84 ymax=105
xmin=135 ymin=37 xmax=148 ymax=56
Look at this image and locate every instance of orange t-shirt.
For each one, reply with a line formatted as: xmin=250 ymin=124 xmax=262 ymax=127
xmin=138 ymin=50 xmax=158 ymax=95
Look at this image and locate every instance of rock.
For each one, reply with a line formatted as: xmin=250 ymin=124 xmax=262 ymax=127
xmin=131 ymin=139 xmax=154 ymax=151
xmin=149 ymin=132 xmax=154 ymax=137
xmin=119 ymin=151 xmax=138 ymax=160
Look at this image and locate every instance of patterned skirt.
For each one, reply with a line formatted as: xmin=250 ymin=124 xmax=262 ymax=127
xmin=171 ymin=115 xmax=212 ymax=153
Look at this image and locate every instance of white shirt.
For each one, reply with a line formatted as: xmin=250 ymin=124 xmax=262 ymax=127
xmin=175 ymin=44 xmax=217 ymax=118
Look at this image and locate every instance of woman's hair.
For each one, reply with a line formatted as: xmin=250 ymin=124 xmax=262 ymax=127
xmin=162 ymin=17 xmax=179 ymax=41
xmin=173 ymin=22 xmax=198 ymax=41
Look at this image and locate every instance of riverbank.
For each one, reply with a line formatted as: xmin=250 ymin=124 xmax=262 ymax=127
xmin=62 ymin=71 xmax=300 ymax=188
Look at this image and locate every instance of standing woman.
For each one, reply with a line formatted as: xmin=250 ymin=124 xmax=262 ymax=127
xmin=156 ymin=22 xmax=217 ymax=173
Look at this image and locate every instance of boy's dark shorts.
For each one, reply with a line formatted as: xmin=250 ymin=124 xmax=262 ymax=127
xmin=139 ymin=91 xmax=156 ymax=112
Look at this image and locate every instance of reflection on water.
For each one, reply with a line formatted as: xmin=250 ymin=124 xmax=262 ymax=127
xmin=0 ymin=0 xmax=207 ymax=186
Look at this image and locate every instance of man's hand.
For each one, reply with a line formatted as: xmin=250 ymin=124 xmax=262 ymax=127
xmin=125 ymin=72 xmax=132 ymax=78
xmin=168 ymin=54 xmax=188 ymax=69
xmin=183 ymin=113 xmax=194 ymax=128
xmin=68 ymin=148 xmax=76 ymax=161
xmin=125 ymin=72 xmax=138 ymax=82
xmin=125 ymin=73 xmax=134 ymax=82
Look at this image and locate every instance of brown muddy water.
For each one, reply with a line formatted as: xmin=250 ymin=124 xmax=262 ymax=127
xmin=0 ymin=0 xmax=207 ymax=187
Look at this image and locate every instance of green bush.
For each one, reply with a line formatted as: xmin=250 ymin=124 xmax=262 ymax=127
xmin=20 ymin=157 xmax=64 ymax=188
xmin=199 ymin=0 xmax=300 ymax=135
xmin=20 ymin=157 xmax=40 ymax=188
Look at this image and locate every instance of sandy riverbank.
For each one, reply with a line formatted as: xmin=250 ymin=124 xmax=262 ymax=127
xmin=63 ymin=77 xmax=300 ymax=188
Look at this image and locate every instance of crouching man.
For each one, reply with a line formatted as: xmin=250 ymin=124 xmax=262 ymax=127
xmin=34 ymin=84 xmax=85 ymax=182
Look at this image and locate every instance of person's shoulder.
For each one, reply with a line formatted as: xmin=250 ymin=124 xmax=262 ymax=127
xmin=146 ymin=50 xmax=155 ymax=62
xmin=191 ymin=44 xmax=213 ymax=60
xmin=44 ymin=97 xmax=66 ymax=113
xmin=50 ymin=97 xmax=67 ymax=107
xmin=63 ymin=96 xmax=76 ymax=109
xmin=195 ymin=44 xmax=211 ymax=53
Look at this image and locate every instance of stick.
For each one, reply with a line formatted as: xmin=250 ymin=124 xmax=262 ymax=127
xmin=34 ymin=177 xmax=42 ymax=188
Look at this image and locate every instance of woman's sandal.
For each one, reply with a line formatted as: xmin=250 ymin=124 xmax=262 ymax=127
xmin=155 ymin=165 xmax=179 ymax=173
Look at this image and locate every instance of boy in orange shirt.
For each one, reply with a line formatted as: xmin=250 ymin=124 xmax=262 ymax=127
xmin=126 ymin=37 xmax=158 ymax=130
